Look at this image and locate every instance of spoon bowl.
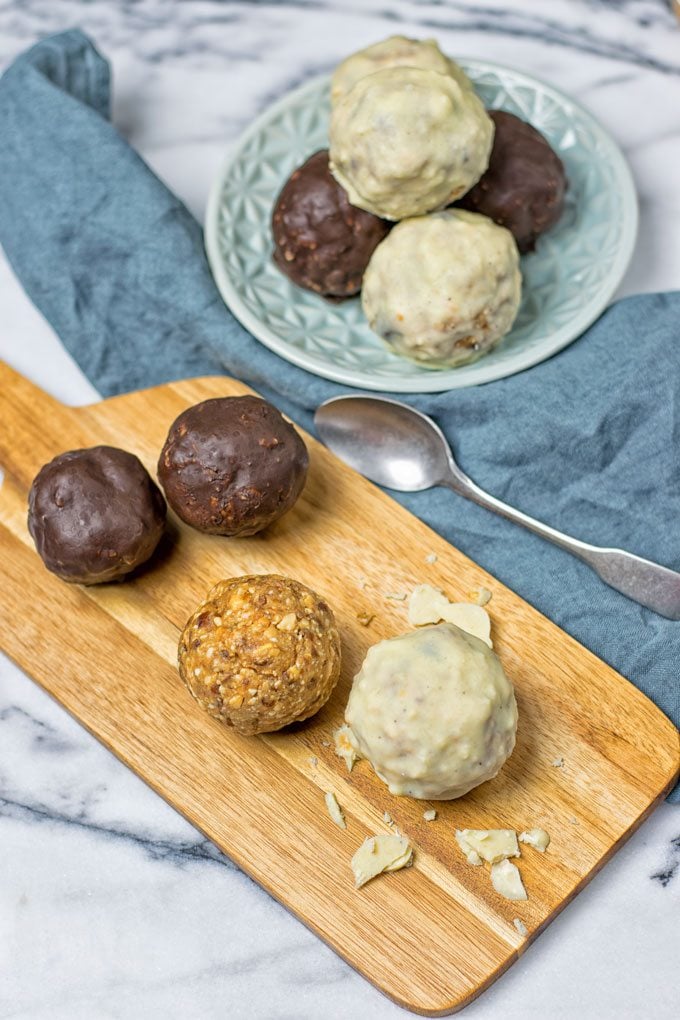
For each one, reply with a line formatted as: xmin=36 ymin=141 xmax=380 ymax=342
xmin=314 ymin=395 xmax=452 ymax=492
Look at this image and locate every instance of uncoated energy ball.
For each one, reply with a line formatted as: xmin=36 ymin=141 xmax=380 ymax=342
xmin=330 ymin=34 xmax=473 ymax=106
xmin=345 ymin=623 xmax=518 ymax=800
xmin=178 ymin=575 xmax=342 ymax=735
xmin=361 ymin=209 xmax=521 ymax=367
xmin=329 ymin=66 xmax=493 ymax=220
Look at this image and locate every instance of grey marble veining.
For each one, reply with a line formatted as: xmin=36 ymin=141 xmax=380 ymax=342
xmin=1 ymin=2 xmax=679 ymax=1018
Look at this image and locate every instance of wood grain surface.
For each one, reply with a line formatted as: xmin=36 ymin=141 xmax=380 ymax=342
xmin=0 ymin=361 xmax=677 ymax=1016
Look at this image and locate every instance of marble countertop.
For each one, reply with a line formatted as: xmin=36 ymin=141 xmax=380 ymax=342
xmin=1 ymin=2 xmax=679 ymax=1018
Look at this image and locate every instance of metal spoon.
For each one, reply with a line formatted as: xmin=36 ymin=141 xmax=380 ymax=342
xmin=315 ymin=394 xmax=680 ymax=620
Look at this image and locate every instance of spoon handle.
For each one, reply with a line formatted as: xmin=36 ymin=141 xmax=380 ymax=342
xmin=442 ymin=470 xmax=680 ymax=620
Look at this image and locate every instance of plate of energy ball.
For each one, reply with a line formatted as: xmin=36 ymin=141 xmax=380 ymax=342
xmin=205 ymin=35 xmax=637 ymax=392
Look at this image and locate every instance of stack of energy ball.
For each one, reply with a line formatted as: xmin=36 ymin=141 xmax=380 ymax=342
xmin=272 ymin=36 xmax=567 ymax=368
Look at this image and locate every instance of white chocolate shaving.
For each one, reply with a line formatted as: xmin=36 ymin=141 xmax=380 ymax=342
xmin=519 ymin=828 xmax=550 ymax=852
xmin=455 ymin=829 xmax=519 ymax=864
xmin=351 ymin=834 xmax=413 ymax=889
xmin=334 ymin=725 xmax=359 ymax=772
xmin=490 ymin=859 xmax=527 ymax=901
xmin=408 ymin=584 xmax=492 ymax=646
xmin=324 ymin=791 xmax=346 ymax=829
xmin=423 ymin=809 xmax=437 ymax=822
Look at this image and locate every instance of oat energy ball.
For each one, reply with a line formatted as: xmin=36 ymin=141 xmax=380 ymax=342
xmin=330 ymin=35 xmax=473 ymax=106
xmin=271 ymin=150 xmax=390 ymax=299
xmin=28 ymin=446 xmax=166 ymax=584
xmin=345 ymin=623 xmax=518 ymax=800
xmin=329 ymin=66 xmax=493 ymax=220
xmin=458 ymin=111 xmax=567 ymax=253
xmin=362 ymin=209 xmax=521 ymax=366
xmin=158 ymin=396 xmax=308 ymax=536
xmin=178 ymin=575 xmax=341 ymax=735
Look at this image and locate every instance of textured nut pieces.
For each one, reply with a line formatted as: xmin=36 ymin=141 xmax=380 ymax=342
xmin=178 ymin=574 xmax=341 ymax=735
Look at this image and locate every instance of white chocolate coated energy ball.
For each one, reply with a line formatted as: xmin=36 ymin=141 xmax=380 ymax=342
xmin=330 ymin=35 xmax=473 ymax=106
xmin=329 ymin=67 xmax=493 ymax=220
xmin=345 ymin=623 xmax=518 ymax=800
xmin=362 ymin=209 xmax=521 ymax=366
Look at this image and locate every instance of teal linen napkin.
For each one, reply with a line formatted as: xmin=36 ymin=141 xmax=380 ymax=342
xmin=0 ymin=31 xmax=677 ymax=798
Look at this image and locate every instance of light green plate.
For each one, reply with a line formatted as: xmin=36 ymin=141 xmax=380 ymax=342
xmin=205 ymin=61 xmax=638 ymax=392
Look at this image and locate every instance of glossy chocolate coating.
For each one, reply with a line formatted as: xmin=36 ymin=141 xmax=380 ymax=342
xmin=457 ymin=110 xmax=567 ymax=253
xmin=157 ymin=396 xmax=309 ymax=536
xmin=28 ymin=446 xmax=166 ymax=584
xmin=271 ymin=149 xmax=390 ymax=299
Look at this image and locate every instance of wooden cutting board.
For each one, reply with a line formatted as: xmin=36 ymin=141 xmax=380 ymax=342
xmin=0 ymin=361 xmax=677 ymax=1016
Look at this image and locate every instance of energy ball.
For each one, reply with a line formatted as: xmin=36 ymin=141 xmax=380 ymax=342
xmin=345 ymin=623 xmax=518 ymax=800
xmin=178 ymin=574 xmax=341 ymax=735
xmin=362 ymin=209 xmax=521 ymax=367
xmin=271 ymin=150 xmax=390 ymax=300
xmin=457 ymin=110 xmax=567 ymax=253
xmin=27 ymin=446 xmax=166 ymax=584
xmin=329 ymin=66 xmax=493 ymax=220
xmin=158 ymin=396 xmax=308 ymax=536
xmin=330 ymin=34 xmax=473 ymax=106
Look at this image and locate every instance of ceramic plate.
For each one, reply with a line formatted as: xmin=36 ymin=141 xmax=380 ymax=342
xmin=205 ymin=61 xmax=638 ymax=392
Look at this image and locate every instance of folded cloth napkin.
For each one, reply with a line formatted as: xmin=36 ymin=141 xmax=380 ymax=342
xmin=0 ymin=31 xmax=678 ymax=798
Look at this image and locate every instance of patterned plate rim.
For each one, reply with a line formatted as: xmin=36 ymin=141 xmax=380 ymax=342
xmin=205 ymin=62 xmax=638 ymax=393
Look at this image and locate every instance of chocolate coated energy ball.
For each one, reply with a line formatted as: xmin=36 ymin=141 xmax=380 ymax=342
xmin=329 ymin=66 xmax=493 ymax=220
xmin=457 ymin=110 xmax=567 ymax=253
xmin=28 ymin=446 xmax=166 ymax=584
xmin=330 ymin=34 xmax=473 ymax=106
xmin=362 ymin=209 xmax=521 ymax=367
xmin=272 ymin=150 xmax=390 ymax=299
xmin=158 ymin=396 xmax=308 ymax=536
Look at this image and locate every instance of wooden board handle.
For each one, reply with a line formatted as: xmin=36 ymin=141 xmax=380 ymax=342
xmin=0 ymin=360 xmax=84 ymax=488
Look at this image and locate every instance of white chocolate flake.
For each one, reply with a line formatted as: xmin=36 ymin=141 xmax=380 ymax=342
xmin=519 ymin=828 xmax=550 ymax=852
xmin=407 ymin=584 xmax=492 ymax=647
xmin=455 ymin=829 xmax=519 ymax=864
xmin=490 ymin=859 xmax=527 ymax=901
xmin=324 ymin=791 xmax=346 ymax=829
xmin=334 ymin=724 xmax=359 ymax=772
xmin=351 ymin=834 xmax=413 ymax=889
